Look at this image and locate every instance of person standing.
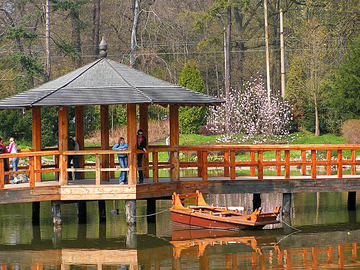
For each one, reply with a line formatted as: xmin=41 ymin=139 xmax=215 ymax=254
xmin=112 ymin=137 xmax=128 ymax=184
xmin=136 ymin=129 xmax=147 ymax=183
xmin=0 ymin=138 xmax=9 ymax=183
xmin=7 ymin=137 xmax=18 ymax=182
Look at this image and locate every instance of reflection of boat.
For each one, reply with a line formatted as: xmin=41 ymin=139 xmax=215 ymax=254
xmin=170 ymin=191 xmax=281 ymax=230
xmin=170 ymin=228 xmax=277 ymax=258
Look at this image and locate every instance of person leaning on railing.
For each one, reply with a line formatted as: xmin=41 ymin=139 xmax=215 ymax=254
xmin=0 ymin=138 xmax=9 ymax=183
xmin=112 ymin=137 xmax=128 ymax=185
xmin=7 ymin=137 xmax=19 ymax=183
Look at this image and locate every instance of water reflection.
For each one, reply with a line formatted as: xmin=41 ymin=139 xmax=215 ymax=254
xmin=0 ymin=193 xmax=359 ymax=269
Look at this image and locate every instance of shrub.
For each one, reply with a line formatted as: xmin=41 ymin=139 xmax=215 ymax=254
xmin=342 ymin=119 xmax=360 ymax=144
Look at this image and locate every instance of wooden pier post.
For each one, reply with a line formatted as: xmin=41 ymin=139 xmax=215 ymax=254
xmin=140 ymin=104 xmax=149 ymax=178
xmin=125 ymin=200 xmax=136 ymax=224
xmin=253 ymin=193 xmax=261 ymax=211
xmin=147 ymin=198 xmax=156 ymax=223
xmin=32 ymin=201 xmax=40 ymax=226
xmin=282 ymin=193 xmax=292 ymax=214
xmin=51 ymin=201 xmax=62 ymax=226
xmin=348 ymin=191 xmax=356 ymax=211
xmin=77 ymin=201 xmax=87 ymax=224
xmin=75 ymin=106 xmax=85 ymax=179
xmin=101 ymin=105 xmax=110 ymax=181
xmin=98 ymin=200 xmax=106 ymax=223
xmin=32 ymin=107 xmax=42 ymax=182
xmin=127 ymin=104 xmax=137 ymax=185
xmin=170 ymin=105 xmax=180 ymax=181
xmin=126 ymin=224 xmax=137 ymax=248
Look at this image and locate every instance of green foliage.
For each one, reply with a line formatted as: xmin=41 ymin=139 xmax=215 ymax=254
xmin=327 ymin=37 xmax=360 ymax=129
xmin=341 ymin=119 xmax=360 ymax=144
xmin=8 ymin=53 xmax=43 ymax=78
xmin=178 ymin=62 xmax=207 ymax=134
xmin=0 ymin=110 xmax=32 ymax=142
xmin=5 ymin=26 xmax=37 ymax=41
xmin=51 ymin=0 xmax=88 ymax=11
xmin=53 ymin=39 xmax=82 ymax=61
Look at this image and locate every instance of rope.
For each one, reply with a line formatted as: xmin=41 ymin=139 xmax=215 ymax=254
xmin=129 ymin=208 xmax=170 ymax=218
xmin=280 ymin=217 xmax=301 ymax=232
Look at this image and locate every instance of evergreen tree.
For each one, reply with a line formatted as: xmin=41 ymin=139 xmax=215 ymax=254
xmin=178 ymin=62 xmax=207 ymax=134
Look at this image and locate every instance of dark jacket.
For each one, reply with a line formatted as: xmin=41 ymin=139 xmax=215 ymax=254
xmin=136 ymin=135 xmax=147 ymax=151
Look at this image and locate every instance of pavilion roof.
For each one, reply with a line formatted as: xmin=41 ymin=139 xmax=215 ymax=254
xmin=0 ymin=58 xmax=223 ymax=109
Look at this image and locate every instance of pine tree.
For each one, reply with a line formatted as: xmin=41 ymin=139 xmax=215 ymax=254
xmin=178 ymin=62 xmax=207 ymax=134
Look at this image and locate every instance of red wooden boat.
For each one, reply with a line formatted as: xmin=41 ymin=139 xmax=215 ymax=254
xmin=170 ymin=191 xmax=281 ymax=230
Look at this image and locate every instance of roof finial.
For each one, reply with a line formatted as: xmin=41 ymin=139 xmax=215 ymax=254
xmin=99 ymin=37 xmax=108 ymax=58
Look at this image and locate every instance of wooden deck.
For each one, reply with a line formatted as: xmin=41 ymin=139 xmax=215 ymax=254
xmin=1 ymin=144 xmax=360 ymax=204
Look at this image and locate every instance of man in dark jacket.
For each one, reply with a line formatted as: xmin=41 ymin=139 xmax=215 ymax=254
xmin=136 ymin=129 xmax=147 ymax=183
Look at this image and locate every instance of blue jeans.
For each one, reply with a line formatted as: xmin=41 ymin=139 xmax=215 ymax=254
xmin=12 ymin=158 xmax=19 ymax=177
xmin=118 ymin=156 xmax=128 ymax=183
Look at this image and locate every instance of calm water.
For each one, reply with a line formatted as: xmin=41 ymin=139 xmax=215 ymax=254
xmin=0 ymin=192 xmax=360 ymax=269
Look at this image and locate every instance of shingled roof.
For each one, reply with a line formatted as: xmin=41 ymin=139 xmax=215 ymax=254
xmin=0 ymin=57 xmax=223 ymax=109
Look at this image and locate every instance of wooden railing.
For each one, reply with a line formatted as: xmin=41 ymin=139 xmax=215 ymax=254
xmin=0 ymin=144 xmax=359 ymax=188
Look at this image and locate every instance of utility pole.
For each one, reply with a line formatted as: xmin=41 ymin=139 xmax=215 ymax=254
xmin=45 ymin=0 xmax=51 ymax=81
xmin=263 ymin=0 xmax=271 ymax=101
xmin=130 ymin=0 xmax=141 ymax=67
xmin=280 ymin=8 xmax=286 ymax=99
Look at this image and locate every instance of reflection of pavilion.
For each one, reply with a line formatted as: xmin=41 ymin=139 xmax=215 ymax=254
xmin=0 ymin=228 xmax=360 ymax=269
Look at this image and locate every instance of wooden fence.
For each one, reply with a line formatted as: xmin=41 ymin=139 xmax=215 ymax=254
xmin=0 ymin=144 xmax=359 ymax=188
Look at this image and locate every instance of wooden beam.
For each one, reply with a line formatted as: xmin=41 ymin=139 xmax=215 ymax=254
xmin=337 ymin=150 xmax=343 ymax=178
xmin=258 ymin=151 xmax=263 ymax=180
xmin=301 ymin=150 xmax=307 ymax=175
xmin=100 ymin=105 xmax=109 ymax=181
xmin=169 ymin=105 xmax=180 ymax=181
xmin=75 ymin=106 xmax=85 ymax=179
xmin=250 ymin=151 xmax=256 ymax=176
xmin=276 ymin=150 xmax=281 ymax=176
xmin=29 ymin=156 xmax=35 ymax=187
xmin=326 ymin=150 xmax=332 ymax=175
xmin=311 ymin=150 xmax=317 ymax=179
xmin=285 ymin=150 xmax=290 ymax=179
xmin=127 ymin=104 xmax=137 ymax=185
xmin=152 ymin=151 xmax=159 ymax=183
xmin=32 ymin=107 xmax=42 ymax=182
xmin=224 ymin=151 xmax=229 ymax=177
xmin=58 ymin=106 xmax=68 ymax=185
xmin=139 ymin=104 xmax=149 ymax=178
xmin=202 ymin=151 xmax=208 ymax=181
xmin=0 ymin=159 xmax=4 ymax=189
xmin=230 ymin=151 xmax=236 ymax=180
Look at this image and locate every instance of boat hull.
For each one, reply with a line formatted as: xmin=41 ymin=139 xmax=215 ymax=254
xmin=171 ymin=211 xmax=249 ymax=230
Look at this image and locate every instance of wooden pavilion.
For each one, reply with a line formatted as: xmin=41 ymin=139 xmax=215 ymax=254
xmin=0 ymin=39 xmax=223 ymax=186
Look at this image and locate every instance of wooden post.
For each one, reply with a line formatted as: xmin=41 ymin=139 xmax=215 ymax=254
xmin=32 ymin=107 xmax=42 ymax=182
xmin=258 ymin=151 xmax=263 ymax=180
xmin=29 ymin=156 xmax=35 ymax=187
xmin=139 ymin=104 xmax=149 ymax=178
xmin=58 ymin=106 xmax=68 ymax=185
xmin=326 ymin=150 xmax=332 ymax=175
xmin=202 ymin=151 xmax=208 ymax=181
xmin=337 ymin=150 xmax=343 ymax=178
xmin=32 ymin=201 xmax=40 ymax=226
xmin=348 ymin=192 xmax=356 ymax=211
xmin=98 ymin=200 xmax=106 ymax=223
xmin=95 ymin=154 xmax=101 ymax=185
xmin=153 ymin=151 xmax=159 ymax=183
xmin=224 ymin=151 xmax=229 ymax=177
xmin=169 ymin=105 xmax=180 ymax=181
xmin=125 ymin=200 xmax=136 ymax=224
xmin=276 ymin=150 xmax=281 ymax=176
xmin=285 ymin=150 xmax=290 ymax=179
xmin=51 ymin=200 xmax=62 ymax=226
xmin=282 ymin=193 xmax=292 ymax=214
xmin=0 ymin=159 xmax=4 ymax=189
xmin=147 ymin=198 xmax=156 ymax=223
xmin=250 ymin=151 xmax=256 ymax=176
xmin=230 ymin=151 xmax=236 ymax=180
xmin=127 ymin=104 xmax=137 ymax=185
xmin=100 ymin=105 xmax=109 ymax=181
xmin=75 ymin=106 xmax=85 ymax=179
xmin=197 ymin=151 xmax=203 ymax=177
xmin=351 ymin=150 xmax=356 ymax=175
xmin=311 ymin=150 xmax=317 ymax=179
xmin=301 ymin=150 xmax=307 ymax=175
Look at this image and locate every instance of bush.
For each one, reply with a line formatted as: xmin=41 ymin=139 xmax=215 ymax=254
xmin=342 ymin=119 xmax=360 ymax=144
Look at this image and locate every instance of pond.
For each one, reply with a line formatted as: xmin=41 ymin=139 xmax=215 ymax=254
xmin=0 ymin=192 xmax=359 ymax=269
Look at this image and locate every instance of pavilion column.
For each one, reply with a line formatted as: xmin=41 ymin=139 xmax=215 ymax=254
xmin=169 ymin=105 xmax=180 ymax=181
xmin=75 ymin=106 xmax=85 ymax=179
xmin=139 ymin=104 xmax=149 ymax=178
xmin=100 ymin=105 xmax=109 ymax=181
xmin=58 ymin=106 xmax=68 ymax=185
xmin=127 ymin=104 xmax=137 ymax=185
xmin=32 ymin=107 xmax=42 ymax=182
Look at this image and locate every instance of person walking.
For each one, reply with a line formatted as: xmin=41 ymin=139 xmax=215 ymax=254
xmin=112 ymin=137 xmax=128 ymax=184
xmin=7 ymin=137 xmax=18 ymax=182
xmin=0 ymin=138 xmax=9 ymax=183
xmin=136 ymin=129 xmax=147 ymax=184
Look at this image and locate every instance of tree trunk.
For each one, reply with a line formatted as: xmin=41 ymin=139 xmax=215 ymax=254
xmin=264 ymin=0 xmax=271 ymax=101
xmin=44 ymin=0 xmax=51 ymax=82
xmin=224 ymin=3 xmax=231 ymax=99
xmin=70 ymin=7 xmax=82 ymax=67
xmin=92 ymin=0 xmax=101 ymax=59
xmin=130 ymin=0 xmax=141 ymax=67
